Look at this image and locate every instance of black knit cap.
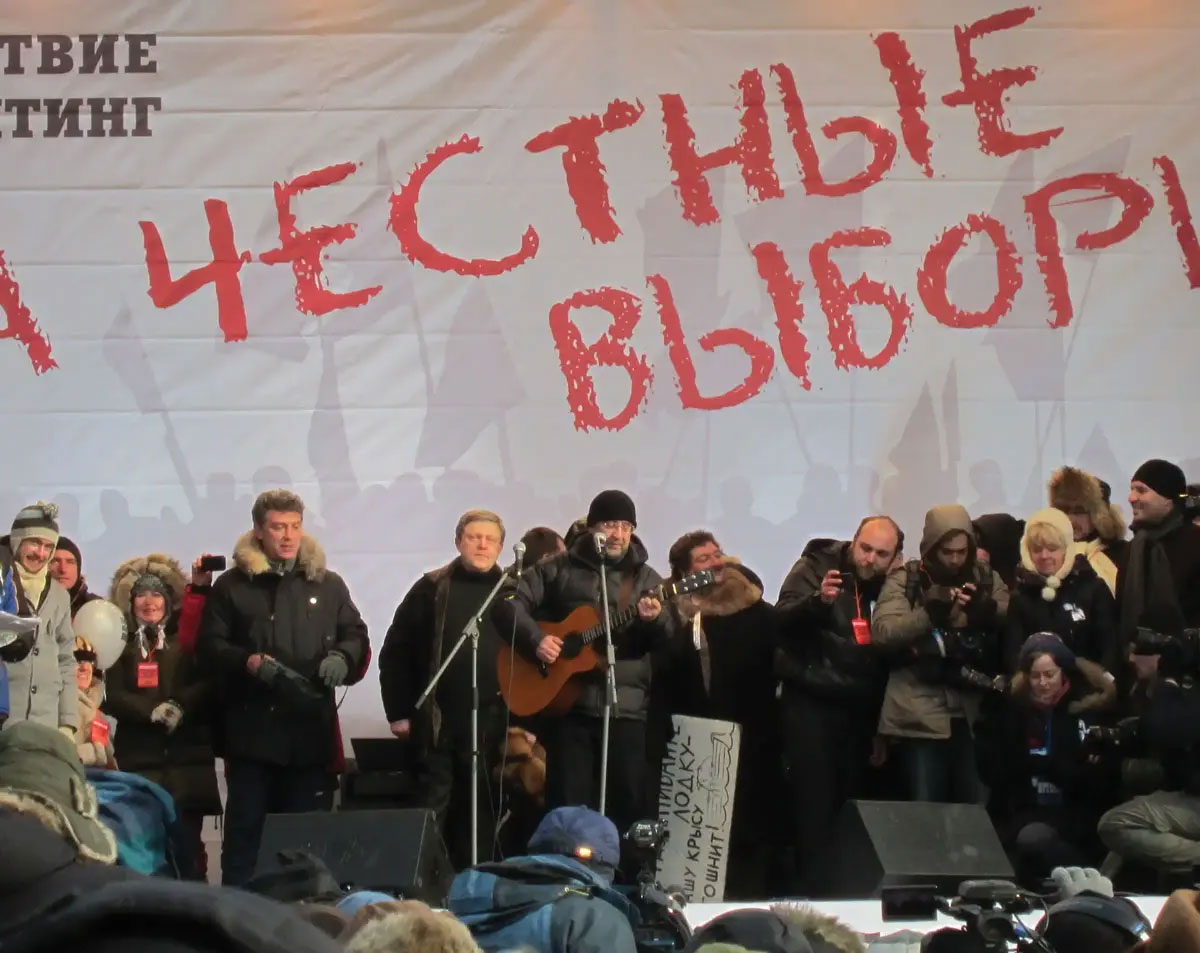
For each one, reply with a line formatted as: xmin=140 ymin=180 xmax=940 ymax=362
xmin=1132 ymin=458 xmax=1186 ymax=502
xmin=586 ymin=489 xmax=636 ymax=528
xmin=56 ymin=536 xmax=83 ymax=569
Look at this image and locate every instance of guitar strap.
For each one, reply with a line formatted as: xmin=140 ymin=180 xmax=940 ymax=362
xmin=616 ymin=573 xmax=636 ymax=612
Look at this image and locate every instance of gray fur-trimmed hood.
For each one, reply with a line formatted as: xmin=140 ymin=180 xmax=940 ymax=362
xmin=108 ymin=553 xmax=187 ymax=618
xmin=233 ymin=530 xmax=327 ymax=581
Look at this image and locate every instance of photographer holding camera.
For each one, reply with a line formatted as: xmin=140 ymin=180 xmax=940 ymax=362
xmin=1098 ymin=619 xmax=1200 ymax=882
xmin=976 ymin=633 xmax=1119 ymax=887
xmin=874 ymin=505 xmax=1008 ymax=804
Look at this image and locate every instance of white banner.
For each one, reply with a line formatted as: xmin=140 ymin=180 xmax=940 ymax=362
xmin=656 ymin=714 xmax=741 ymax=902
xmin=0 ymin=2 xmax=1197 ymax=733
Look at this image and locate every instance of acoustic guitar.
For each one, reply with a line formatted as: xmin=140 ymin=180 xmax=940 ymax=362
xmin=497 ymin=570 xmax=715 ymax=717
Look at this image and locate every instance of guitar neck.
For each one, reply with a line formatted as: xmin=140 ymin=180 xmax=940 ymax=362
xmin=580 ymin=582 xmax=668 ymax=645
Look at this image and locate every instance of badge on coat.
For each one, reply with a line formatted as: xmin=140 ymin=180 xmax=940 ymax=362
xmin=137 ymin=661 xmax=159 ymax=689
xmin=90 ymin=716 xmax=110 ymax=745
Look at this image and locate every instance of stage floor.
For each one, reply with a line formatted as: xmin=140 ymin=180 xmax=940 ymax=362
xmin=683 ymin=896 xmax=1168 ymax=937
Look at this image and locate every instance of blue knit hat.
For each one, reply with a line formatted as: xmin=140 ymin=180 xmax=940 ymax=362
xmin=1017 ymin=632 xmax=1077 ymax=673
xmin=527 ymin=806 xmax=621 ymax=871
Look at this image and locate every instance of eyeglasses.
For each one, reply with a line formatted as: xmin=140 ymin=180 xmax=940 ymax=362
xmin=598 ymin=521 xmax=633 ymax=534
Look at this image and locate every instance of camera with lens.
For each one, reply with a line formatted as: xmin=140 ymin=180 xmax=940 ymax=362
xmin=884 ymin=880 xmax=1047 ymax=951
xmin=1132 ymin=625 xmax=1200 ymax=675
xmin=1083 ymin=716 xmax=1142 ymax=751
xmin=913 ymin=628 xmax=1002 ymax=693
xmin=621 ymin=820 xmax=691 ymax=953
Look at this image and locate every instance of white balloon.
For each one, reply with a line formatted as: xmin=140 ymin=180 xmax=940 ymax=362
xmin=73 ymin=600 xmax=129 ymax=671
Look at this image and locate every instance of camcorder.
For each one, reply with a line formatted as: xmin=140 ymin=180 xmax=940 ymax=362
xmin=882 ymin=878 xmax=1151 ymax=952
xmin=883 ymin=879 xmax=1047 ymax=951
xmin=621 ymin=820 xmax=691 ymax=953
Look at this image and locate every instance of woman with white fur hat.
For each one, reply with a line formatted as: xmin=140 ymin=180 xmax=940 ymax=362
xmin=1002 ymin=507 xmax=1119 ymax=674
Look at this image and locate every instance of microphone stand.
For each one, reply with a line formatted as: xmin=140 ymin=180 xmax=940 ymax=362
xmin=596 ymin=534 xmax=619 ymax=816
xmin=415 ymin=563 xmax=511 ymax=867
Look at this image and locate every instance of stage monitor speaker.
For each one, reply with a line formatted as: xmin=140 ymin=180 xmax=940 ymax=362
xmin=254 ymin=808 xmax=452 ymax=905
xmin=814 ymin=800 xmax=1013 ymax=899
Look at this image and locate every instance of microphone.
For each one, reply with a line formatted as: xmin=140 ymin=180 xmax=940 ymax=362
xmin=513 ymin=541 xmax=526 ymax=575
xmin=594 ymin=531 xmax=608 ymax=554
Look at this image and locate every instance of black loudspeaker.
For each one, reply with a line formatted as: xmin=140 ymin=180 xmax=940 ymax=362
xmin=814 ymin=800 xmax=1014 ymax=898
xmin=254 ymin=809 xmax=452 ymax=905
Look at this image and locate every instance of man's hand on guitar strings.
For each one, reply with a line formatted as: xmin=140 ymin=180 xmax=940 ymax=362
xmin=637 ymin=595 xmax=662 ymax=622
xmin=536 ymin=635 xmax=563 ymax=664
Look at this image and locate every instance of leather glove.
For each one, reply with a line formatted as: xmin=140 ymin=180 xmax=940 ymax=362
xmin=318 ymin=652 xmax=349 ymax=688
xmin=1051 ymin=865 xmax=1113 ymax=899
xmin=151 ymin=700 xmax=184 ymax=733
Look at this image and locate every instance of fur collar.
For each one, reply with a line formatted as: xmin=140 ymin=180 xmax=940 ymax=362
xmin=1010 ymin=656 xmax=1116 ymax=715
xmin=233 ymin=531 xmax=326 ymax=581
xmin=772 ymin=903 xmax=867 ymax=953
xmin=675 ymin=564 xmax=762 ymax=618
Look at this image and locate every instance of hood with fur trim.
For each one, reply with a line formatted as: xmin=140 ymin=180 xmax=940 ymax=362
xmin=1010 ymin=655 xmax=1117 ymax=715
xmin=772 ymin=904 xmax=867 ymax=953
xmin=1049 ymin=466 xmax=1127 ymax=543
xmin=675 ymin=562 xmax=763 ymax=619
xmin=108 ymin=553 xmax=187 ymax=618
xmin=233 ymin=530 xmax=327 ymax=582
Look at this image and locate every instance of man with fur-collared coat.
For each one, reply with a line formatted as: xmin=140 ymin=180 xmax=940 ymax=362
xmin=198 ymin=490 xmax=369 ymax=887
xmin=661 ymin=531 xmax=779 ymax=900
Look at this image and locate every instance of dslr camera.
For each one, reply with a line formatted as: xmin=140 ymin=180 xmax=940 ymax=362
xmin=621 ymin=820 xmax=691 ymax=953
xmin=1132 ymin=625 xmax=1200 ymax=675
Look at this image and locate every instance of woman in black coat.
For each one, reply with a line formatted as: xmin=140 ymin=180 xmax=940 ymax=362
xmin=1003 ymin=507 xmax=1119 ymax=674
xmin=977 ymin=632 xmax=1119 ymax=888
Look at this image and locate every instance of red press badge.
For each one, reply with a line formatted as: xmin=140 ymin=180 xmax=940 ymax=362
xmin=137 ymin=661 xmax=159 ymax=689
xmin=851 ymin=617 xmax=871 ymax=646
xmin=90 ymin=717 xmax=110 ymax=746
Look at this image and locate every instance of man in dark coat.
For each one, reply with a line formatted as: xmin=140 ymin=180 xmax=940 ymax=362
xmin=197 ymin=489 xmax=370 ymax=887
xmin=1117 ymin=459 xmax=1200 ymax=649
xmin=662 ymin=530 xmax=779 ymax=899
xmin=775 ymin=515 xmax=900 ymax=893
xmin=492 ymin=489 xmax=675 ymax=838
xmin=378 ymin=509 xmax=509 ymax=869
xmin=49 ymin=537 xmax=103 ymax=619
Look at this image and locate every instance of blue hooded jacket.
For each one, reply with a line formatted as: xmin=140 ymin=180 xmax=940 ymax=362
xmin=449 ymin=853 xmax=639 ymax=953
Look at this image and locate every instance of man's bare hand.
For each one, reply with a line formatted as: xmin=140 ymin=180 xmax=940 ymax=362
xmin=536 ymin=636 xmax=563 ymax=664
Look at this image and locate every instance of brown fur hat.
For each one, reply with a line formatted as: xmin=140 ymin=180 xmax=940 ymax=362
xmin=108 ymin=553 xmax=187 ymax=618
xmin=1048 ymin=466 xmax=1127 ymax=543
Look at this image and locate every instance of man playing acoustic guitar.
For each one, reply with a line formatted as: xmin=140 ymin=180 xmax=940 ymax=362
xmin=494 ymin=489 xmax=676 ymax=841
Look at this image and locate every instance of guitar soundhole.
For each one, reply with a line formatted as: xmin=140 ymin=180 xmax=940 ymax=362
xmin=560 ymin=634 xmax=584 ymax=660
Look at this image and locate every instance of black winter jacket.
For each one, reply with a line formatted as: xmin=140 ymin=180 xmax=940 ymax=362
xmin=197 ymin=532 xmax=369 ymax=767
xmin=975 ymin=658 xmax=1119 ymax=834
xmin=492 ymin=534 xmax=675 ymax=720
xmin=1003 ymin=556 xmax=1119 ymax=674
xmin=378 ymin=560 xmax=507 ymax=752
xmin=775 ymin=539 xmax=890 ymax=703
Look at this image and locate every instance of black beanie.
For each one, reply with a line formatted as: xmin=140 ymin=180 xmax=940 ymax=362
xmin=587 ymin=489 xmax=637 ymax=528
xmin=1132 ymin=458 xmax=1186 ymax=502
xmin=56 ymin=536 xmax=83 ymax=569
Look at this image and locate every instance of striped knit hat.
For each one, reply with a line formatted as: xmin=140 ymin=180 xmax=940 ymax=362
xmin=10 ymin=502 xmax=59 ymax=549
